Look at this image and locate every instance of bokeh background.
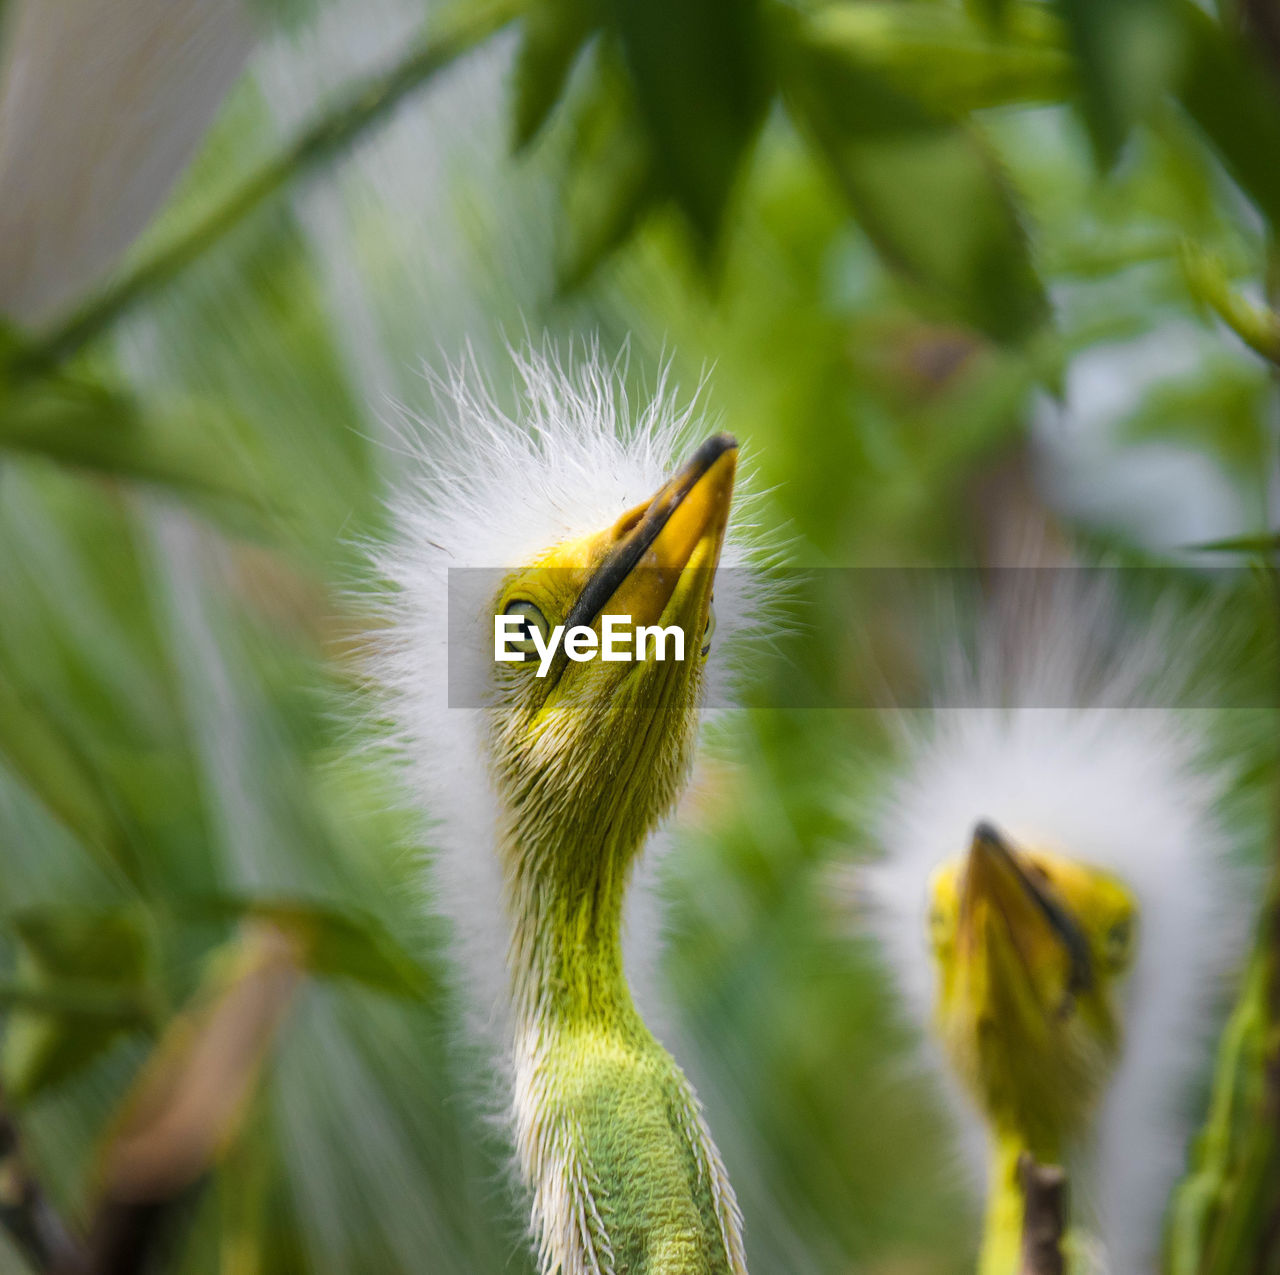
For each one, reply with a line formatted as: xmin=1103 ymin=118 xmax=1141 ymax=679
xmin=1 ymin=0 xmax=1279 ymax=1272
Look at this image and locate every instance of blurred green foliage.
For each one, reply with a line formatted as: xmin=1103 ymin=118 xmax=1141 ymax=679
xmin=1 ymin=0 xmax=1279 ymax=1272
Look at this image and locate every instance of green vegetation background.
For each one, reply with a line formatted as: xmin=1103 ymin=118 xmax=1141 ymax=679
xmin=1 ymin=1 xmax=1279 ymax=1272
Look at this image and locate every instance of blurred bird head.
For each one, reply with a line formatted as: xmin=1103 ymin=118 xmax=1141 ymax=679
xmin=850 ymin=574 xmax=1250 ymax=1270
xmin=928 ymin=819 xmax=1137 ymax=1157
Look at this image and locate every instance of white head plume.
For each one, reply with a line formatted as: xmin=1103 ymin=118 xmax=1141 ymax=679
xmin=851 ymin=571 xmax=1254 ymax=1272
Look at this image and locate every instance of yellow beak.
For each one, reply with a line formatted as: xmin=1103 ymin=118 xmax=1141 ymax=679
xmin=958 ymin=822 xmax=1094 ymax=1011
xmin=566 ymin=433 xmax=737 ymax=634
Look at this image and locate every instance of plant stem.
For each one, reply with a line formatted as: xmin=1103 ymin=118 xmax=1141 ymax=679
xmin=1017 ymin=1154 xmax=1067 ymax=1275
xmin=9 ymin=0 xmax=524 ymax=378
xmin=1180 ymin=242 xmax=1280 ymax=368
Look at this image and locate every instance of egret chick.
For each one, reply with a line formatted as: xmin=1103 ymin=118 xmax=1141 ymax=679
xmin=852 ymin=578 xmax=1246 ymax=1275
xmin=928 ymin=819 xmax=1136 ymax=1274
xmin=369 ymin=349 xmax=754 ymax=1275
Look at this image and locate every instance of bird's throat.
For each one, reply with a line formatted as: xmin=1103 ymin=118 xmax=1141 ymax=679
xmin=494 ymin=749 xmax=748 ymax=1273
xmin=503 ymin=818 xmax=642 ymax=1032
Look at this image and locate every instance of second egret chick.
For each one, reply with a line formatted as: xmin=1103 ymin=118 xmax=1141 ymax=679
xmin=928 ymin=818 xmax=1136 ymax=1275
xmin=369 ymin=349 xmax=755 ymax=1275
xmin=851 ymin=578 xmax=1248 ymax=1275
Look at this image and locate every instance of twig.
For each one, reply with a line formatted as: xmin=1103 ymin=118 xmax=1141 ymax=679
xmin=7 ymin=0 xmax=523 ymax=379
xmin=1018 ymin=1152 xmax=1067 ymax=1275
xmin=0 ymin=1087 xmax=82 ymax=1272
xmin=1180 ymin=242 xmax=1280 ymax=368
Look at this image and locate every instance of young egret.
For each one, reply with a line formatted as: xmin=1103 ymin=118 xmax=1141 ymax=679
xmin=925 ymin=818 xmax=1135 ymax=1275
xmin=853 ymin=580 xmax=1247 ymax=1275
xmin=369 ymin=350 xmax=753 ymax=1275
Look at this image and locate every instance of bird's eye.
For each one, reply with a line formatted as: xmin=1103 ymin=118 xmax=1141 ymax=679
xmin=929 ymin=905 xmax=953 ymax=951
xmin=503 ymin=600 xmax=550 ymax=661
xmin=1103 ymin=915 xmax=1135 ymax=971
xmin=701 ymin=602 xmax=716 ymax=658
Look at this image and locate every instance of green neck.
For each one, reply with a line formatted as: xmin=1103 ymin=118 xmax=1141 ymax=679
xmin=506 ymin=815 xmax=642 ymax=1031
xmin=500 ymin=800 xmax=748 ymax=1274
xmin=979 ymin=1129 xmax=1061 ymax=1275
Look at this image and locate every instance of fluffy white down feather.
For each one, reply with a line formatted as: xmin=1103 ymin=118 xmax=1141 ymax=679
xmin=856 ymin=575 xmax=1254 ymax=1274
xmin=364 ymin=342 xmax=765 ymax=1062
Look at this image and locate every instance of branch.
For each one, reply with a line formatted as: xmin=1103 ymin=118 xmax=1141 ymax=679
xmin=1180 ymin=243 xmax=1280 ymax=368
xmin=0 ymin=1088 xmax=81 ymax=1273
xmin=1018 ymin=1153 xmax=1067 ymax=1275
xmin=8 ymin=0 xmax=523 ymax=379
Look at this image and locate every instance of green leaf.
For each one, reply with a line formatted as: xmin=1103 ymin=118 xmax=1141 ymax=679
xmin=782 ymin=26 xmax=1049 ymax=344
xmin=1 ymin=906 xmax=154 ymax=1102
xmin=10 ymin=907 xmax=150 ymax=984
xmin=1167 ymin=930 xmax=1280 ymax=1275
xmin=0 ymin=374 xmax=270 ymax=512
xmin=512 ymin=0 xmax=599 ymax=150
xmin=805 ymin=2 xmax=1074 ymax=116
xmin=1054 ymin=0 xmax=1185 ymax=167
xmin=0 ymin=981 xmax=150 ymax=1020
xmin=608 ymin=0 xmax=768 ymax=248
xmin=1117 ymin=355 xmax=1272 ymax=475
xmin=966 ymin=0 xmax=1010 ymax=31
xmin=193 ymin=897 xmax=434 ymax=1002
xmin=556 ymin=52 xmax=659 ymax=289
xmin=0 ymin=671 xmax=139 ymax=885
xmin=1184 ymin=533 xmax=1280 ymax=556
xmin=1173 ymin=0 xmax=1280 ymax=231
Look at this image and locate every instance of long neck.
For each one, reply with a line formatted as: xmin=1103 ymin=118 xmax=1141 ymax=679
xmin=504 ymin=813 xmax=642 ymax=1035
xmin=495 ymin=780 xmax=750 ymax=1275
xmin=979 ymin=1128 xmax=1062 ymax=1275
